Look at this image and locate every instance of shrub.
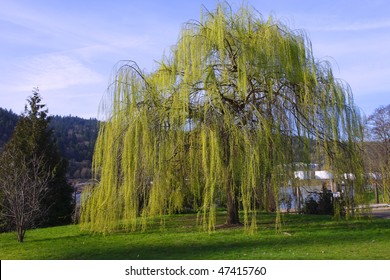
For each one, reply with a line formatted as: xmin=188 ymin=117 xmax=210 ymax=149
xmin=304 ymin=195 xmax=319 ymax=214
xmin=303 ymin=186 xmax=334 ymax=215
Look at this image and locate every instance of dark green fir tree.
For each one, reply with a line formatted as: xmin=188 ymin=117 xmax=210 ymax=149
xmin=1 ymin=88 xmax=73 ymax=230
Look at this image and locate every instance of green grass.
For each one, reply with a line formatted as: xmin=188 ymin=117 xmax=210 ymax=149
xmin=1 ymin=212 xmax=389 ymax=260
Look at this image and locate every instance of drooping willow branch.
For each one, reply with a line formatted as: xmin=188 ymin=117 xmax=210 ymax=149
xmin=81 ymin=3 xmax=366 ymax=234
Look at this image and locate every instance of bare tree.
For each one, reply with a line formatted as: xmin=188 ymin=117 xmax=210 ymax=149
xmin=366 ymin=104 xmax=390 ymax=203
xmin=367 ymin=105 xmax=390 ymax=163
xmin=0 ymin=147 xmax=50 ymax=242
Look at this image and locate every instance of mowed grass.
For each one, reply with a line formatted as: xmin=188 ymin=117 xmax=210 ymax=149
xmin=1 ymin=212 xmax=389 ymax=260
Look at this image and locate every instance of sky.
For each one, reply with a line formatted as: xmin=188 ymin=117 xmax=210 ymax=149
xmin=0 ymin=0 xmax=389 ymax=119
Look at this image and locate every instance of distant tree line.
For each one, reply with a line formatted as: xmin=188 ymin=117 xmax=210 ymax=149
xmin=0 ymin=108 xmax=99 ymax=180
xmin=50 ymin=115 xmax=99 ymax=179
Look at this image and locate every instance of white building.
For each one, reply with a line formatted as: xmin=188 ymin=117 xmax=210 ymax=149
xmin=315 ymin=170 xmax=333 ymax=180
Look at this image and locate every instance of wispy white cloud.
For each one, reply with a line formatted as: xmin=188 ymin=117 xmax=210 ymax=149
xmin=341 ymin=64 xmax=390 ymax=94
xmin=1 ymin=0 xmax=389 ymax=117
xmin=0 ymin=1 xmax=162 ymax=56
xmin=13 ymin=54 xmax=104 ymax=91
xmin=311 ymin=19 xmax=390 ymax=32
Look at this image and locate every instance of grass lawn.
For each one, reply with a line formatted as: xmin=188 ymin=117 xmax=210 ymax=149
xmin=1 ymin=212 xmax=389 ymax=260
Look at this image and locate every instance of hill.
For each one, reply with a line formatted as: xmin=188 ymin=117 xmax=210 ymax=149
xmin=0 ymin=108 xmax=99 ymax=179
xmin=0 ymin=108 xmax=19 ymax=149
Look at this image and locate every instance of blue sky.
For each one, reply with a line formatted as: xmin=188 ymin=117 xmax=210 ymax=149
xmin=0 ymin=0 xmax=389 ymax=118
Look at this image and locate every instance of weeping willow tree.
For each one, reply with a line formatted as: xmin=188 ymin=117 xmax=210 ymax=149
xmin=81 ymin=4 xmax=365 ymax=233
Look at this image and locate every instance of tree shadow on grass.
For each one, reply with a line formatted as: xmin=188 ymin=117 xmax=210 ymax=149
xmin=59 ymin=224 xmax=390 ymax=260
xmin=3 ymin=215 xmax=390 ymax=260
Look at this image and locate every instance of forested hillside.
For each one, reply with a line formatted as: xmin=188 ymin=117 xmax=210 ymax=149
xmin=0 ymin=108 xmax=99 ymax=179
xmin=50 ymin=115 xmax=99 ymax=179
xmin=0 ymin=108 xmax=19 ymax=149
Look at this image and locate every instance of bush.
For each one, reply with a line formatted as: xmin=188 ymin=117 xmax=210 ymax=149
xmin=303 ymin=195 xmax=319 ymax=214
xmin=303 ymin=187 xmax=334 ymax=215
xmin=318 ymin=189 xmax=333 ymax=215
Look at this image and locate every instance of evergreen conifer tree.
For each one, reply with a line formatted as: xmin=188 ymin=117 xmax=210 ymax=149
xmin=0 ymin=88 xmax=73 ymax=233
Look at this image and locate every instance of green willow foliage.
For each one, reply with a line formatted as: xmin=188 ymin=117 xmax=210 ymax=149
xmin=81 ymin=4 xmax=365 ymax=233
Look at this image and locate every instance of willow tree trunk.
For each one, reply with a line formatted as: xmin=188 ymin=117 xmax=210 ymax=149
xmin=226 ymin=186 xmax=240 ymax=225
xmin=222 ymin=132 xmax=240 ymax=225
xmin=226 ymin=177 xmax=240 ymax=225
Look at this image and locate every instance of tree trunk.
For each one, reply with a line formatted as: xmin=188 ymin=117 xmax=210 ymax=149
xmin=296 ymin=185 xmax=302 ymax=213
xmin=226 ymin=182 xmax=240 ymax=225
xmin=375 ymin=182 xmax=380 ymax=204
xmin=221 ymin=130 xmax=240 ymax=225
xmin=17 ymin=226 xmax=25 ymax=243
